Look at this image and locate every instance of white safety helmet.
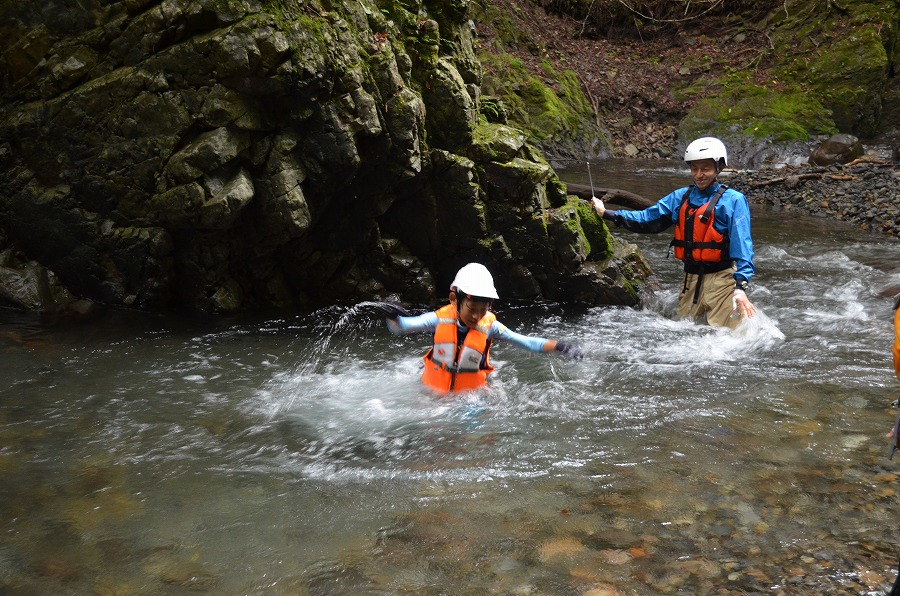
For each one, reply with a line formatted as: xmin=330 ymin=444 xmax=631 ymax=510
xmin=450 ymin=263 xmax=499 ymax=300
xmin=684 ymin=137 xmax=728 ymax=169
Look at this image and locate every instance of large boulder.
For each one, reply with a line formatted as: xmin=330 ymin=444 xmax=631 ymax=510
xmin=808 ymin=133 xmax=865 ymax=166
xmin=0 ymin=249 xmax=84 ymax=312
xmin=0 ymin=0 xmax=650 ymax=313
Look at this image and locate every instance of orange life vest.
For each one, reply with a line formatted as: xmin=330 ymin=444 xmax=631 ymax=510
xmin=893 ymin=300 xmax=900 ymax=382
xmin=421 ymin=303 xmax=496 ymax=393
xmin=670 ymin=185 xmax=729 ymax=264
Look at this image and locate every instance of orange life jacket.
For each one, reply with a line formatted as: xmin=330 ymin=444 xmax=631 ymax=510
xmin=421 ymin=303 xmax=496 ymax=393
xmin=670 ymin=185 xmax=729 ymax=264
xmin=893 ymin=301 xmax=900 ymax=382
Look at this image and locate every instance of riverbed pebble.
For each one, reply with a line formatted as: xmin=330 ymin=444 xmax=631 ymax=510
xmin=724 ymin=160 xmax=900 ymax=238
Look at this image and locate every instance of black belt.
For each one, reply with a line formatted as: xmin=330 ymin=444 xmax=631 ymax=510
xmin=682 ymin=260 xmax=733 ymax=275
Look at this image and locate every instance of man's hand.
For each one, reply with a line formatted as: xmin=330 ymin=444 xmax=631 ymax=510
xmin=591 ymin=197 xmax=605 ymax=217
xmin=732 ymin=289 xmax=756 ymax=319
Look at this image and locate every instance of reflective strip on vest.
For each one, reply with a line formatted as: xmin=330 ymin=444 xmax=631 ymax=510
xmin=421 ymin=303 xmax=496 ymax=393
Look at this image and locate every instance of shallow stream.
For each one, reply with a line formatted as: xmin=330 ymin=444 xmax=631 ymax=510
xmin=2 ymin=160 xmax=899 ymax=594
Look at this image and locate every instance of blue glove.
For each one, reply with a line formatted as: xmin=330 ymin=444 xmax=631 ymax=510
xmin=555 ymin=341 xmax=584 ymax=360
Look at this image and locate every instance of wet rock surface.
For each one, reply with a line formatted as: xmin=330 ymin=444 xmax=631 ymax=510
xmin=0 ymin=0 xmax=649 ymax=314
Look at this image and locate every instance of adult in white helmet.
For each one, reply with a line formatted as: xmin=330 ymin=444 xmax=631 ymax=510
xmin=591 ymin=136 xmax=757 ymax=329
xmin=384 ymin=262 xmax=584 ymax=393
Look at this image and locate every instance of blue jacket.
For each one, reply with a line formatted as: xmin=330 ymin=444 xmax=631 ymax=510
xmin=604 ymin=181 xmax=755 ymax=283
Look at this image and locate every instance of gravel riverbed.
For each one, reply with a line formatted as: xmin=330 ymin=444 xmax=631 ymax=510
xmin=725 ymin=160 xmax=900 ymax=239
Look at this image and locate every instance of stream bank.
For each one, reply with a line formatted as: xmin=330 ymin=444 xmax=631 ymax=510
xmin=725 ymin=160 xmax=900 ymax=240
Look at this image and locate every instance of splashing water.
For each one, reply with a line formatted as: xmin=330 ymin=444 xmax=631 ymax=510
xmin=2 ymin=165 xmax=900 ymax=594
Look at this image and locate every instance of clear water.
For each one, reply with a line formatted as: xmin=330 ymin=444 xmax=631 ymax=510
xmin=2 ymin=160 xmax=899 ymax=594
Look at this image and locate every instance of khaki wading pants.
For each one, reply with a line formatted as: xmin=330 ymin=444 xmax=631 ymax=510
xmin=677 ymin=266 xmax=741 ymax=329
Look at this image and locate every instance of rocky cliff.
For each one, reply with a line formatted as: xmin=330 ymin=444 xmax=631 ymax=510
xmin=0 ymin=0 xmax=650 ymax=313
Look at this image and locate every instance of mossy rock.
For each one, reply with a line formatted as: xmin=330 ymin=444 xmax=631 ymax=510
xmin=679 ymin=73 xmax=837 ymax=145
xmin=477 ymin=52 xmax=610 ymax=158
xmin=797 ymin=27 xmax=889 ymax=136
xmin=568 ymin=195 xmax=612 ymax=261
xmin=547 ymin=204 xmax=589 ymax=273
xmin=469 ymin=122 xmax=527 ymax=163
xmin=678 ymin=0 xmax=896 ymax=141
xmin=766 ymin=0 xmax=896 ymax=137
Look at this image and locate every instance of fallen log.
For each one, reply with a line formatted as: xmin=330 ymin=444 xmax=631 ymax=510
xmin=564 ymin=182 xmax=654 ymax=210
xmin=846 ymin=156 xmax=891 ymax=166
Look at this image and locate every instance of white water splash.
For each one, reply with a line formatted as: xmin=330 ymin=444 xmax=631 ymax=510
xmin=732 ymin=308 xmax=786 ymax=343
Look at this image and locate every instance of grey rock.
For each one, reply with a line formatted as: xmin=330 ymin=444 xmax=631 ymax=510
xmin=0 ymin=0 xmax=650 ymax=313
xmin=809 ymin=133 xmax=865 ymax=166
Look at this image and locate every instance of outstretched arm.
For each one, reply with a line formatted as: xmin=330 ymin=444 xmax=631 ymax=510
xmin=592 ymin=196 xmax=676 ymax=234
xmin=385 ymin=311 xmax=438 ymax=335
xmin=491 ymin=322 xmax=584 ymax=360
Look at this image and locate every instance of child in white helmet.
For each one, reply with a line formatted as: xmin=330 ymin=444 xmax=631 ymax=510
xmin=591 ymin=137 xmax=757 ymax=329
xmin=382 ymin=263 xmax=584 ymax=393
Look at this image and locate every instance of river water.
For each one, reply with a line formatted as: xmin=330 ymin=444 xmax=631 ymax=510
xmin=2 ymin=160 xmax=899 ymax=595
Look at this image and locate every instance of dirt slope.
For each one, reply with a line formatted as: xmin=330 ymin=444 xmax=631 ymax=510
xmin=474 ymin=0 xmax=777 ymax=158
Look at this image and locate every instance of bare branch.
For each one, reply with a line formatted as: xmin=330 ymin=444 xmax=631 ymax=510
xmin=579 ymin=0 xmax=597 ymax=39
xmin=610 ymin=0 xmax=724 ymax=24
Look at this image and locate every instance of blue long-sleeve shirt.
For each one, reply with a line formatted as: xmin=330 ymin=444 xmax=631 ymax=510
xmin=604 ymin=181 xmax=755 ymax=283
xmin=386 ymin=311 xmax=549 ymax=353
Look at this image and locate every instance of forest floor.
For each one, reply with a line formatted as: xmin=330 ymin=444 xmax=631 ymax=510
xmin=474 ymin=0 xmax=777 ymax=159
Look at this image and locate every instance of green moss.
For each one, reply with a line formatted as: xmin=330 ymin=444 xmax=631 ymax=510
xmin=470 ymin=122 xmax=526 ymax=161
xmin=546 ymin=176 xmax=567 ymax=207
xmin=765 ymin=0 xmax=896 ymax=135
xmin=260 ymin=0 xmax=326 ymax=33
xmin=476 ymin=1 xmax=542 ymax=55
xmin=797 ymin=26 xmax=888 ymax=135
xmin=478 ymin=52 xmax=608 ymax=152
xmin=571 ymin=196 xmax=612 ymax=260
xmin=493 ymin=157 xmax=554 ymax=188
xmin=673 ymin=0 xmax=896 ymax=137
xmin=473 ymin=3 xmax=605 ymax=146
xmin=680 ymin=73 xmax=836 ymax=142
